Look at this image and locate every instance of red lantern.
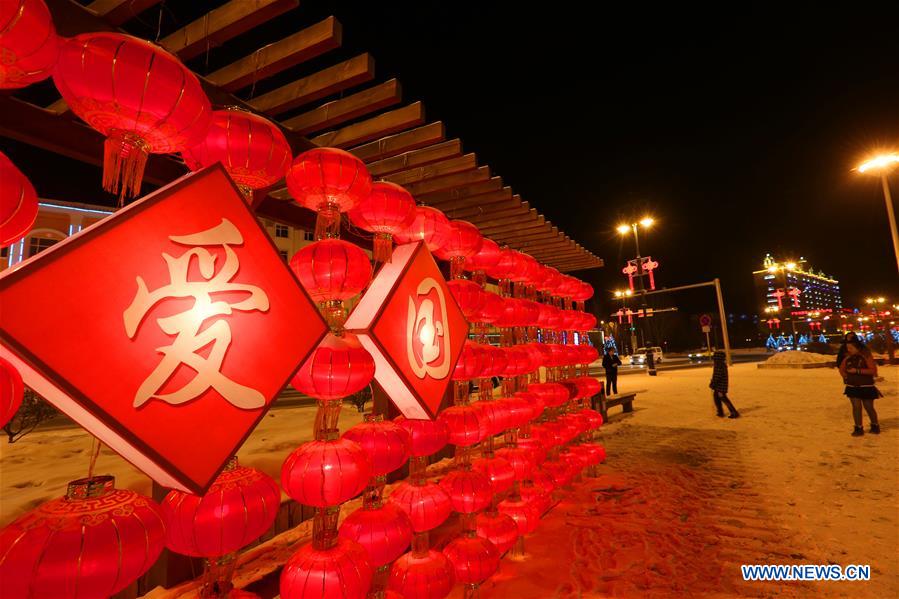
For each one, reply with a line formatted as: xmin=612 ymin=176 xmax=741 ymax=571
xmin=438 ymin=404 xmax=489 ymax=447
xmin=516 ymin=435 xmax=548 ymax=465
xmin=497 ymin=498 xmax=540 ymax=535
xmin=473 ymin=399 xmax=511 ymax=436
xmin=280 ymin=537 xmax=373 ymax=599
xmin=535 ymin=267 xmax=562 ymax=295
xmin=528 ymin=382 xmax=571 ymax=408
xmin=537 ymin=304 xmax=562 ymax=331
xmin=281 ymin=439 xmax=371 ymax=507
xmin=54 ymin=33 xmax=211 ymax=202
xmin=439 ymin=469 xmax=493 ymax=514
xmin=291 ymin=332 xmax=375 ymax=401
xmin=0 ymin=476 xmax=165 ymax=599
xmin=512 ymin=252 xmax=540 ymax=285
xmin=475 ymin=511 xmax=519 ymax=554
xmin=394 ymin=416 xmax=449 ymax=457
xmin=389 ymin=549 xmax=455 ymax=599
xmin=434 ymin=220 xmax=482 ymax=278
xmin=495 ymin=446 xmax=535 ymax=481
xmin=475 ymin=291 xmax=505 ymax=324
xmin=0 ymin=151 xmax=39 ymax=247
xmin=0 ymin=356 xmax=23 ymax=428
xmin=290 ymin=238 xmax=372 ymax=329
xmin=287 ymin=147 xmax=372 ymax=239
xmin=339 ymin=503 xmax=413 ymax=567
xmin=447 ymin=279 xmax=486 ymax=321
xmin=464 ymin=237 xmax=502 ymax=276
xmin=499 ymin=394 xmax=534 ymax=429
xmin=182 ymin=108 xmax=291 ymax=202
xmin=519 ymin=483 xmax=551 ymax=516
xmin=472 ymin=456 xmax=515 ymax=494
xmin=451 ymin=340 xmax=487 ymax=381
xmin=343 ymin=417 xmax=411 ymax=477
xmin=442 ymin=536 xmax=500 ymax=586
xmin=501 ymin=345 xmax=532 ymax=377
xmin=0 ymin=0 xmax=57 ymax=89
xmin=161 ymin=458 xmax=280 ymax=557
xmin=349 ymin=181 xmax=416 ymax=262
xmin=484 ymin=247 xmax=520 ymax=281
xmin=394 ymin=206 xmax=449 ymax=252
xmin=388 ymin=481 xmax=453 ymax=532
xmin=579 ymin=408 xmax=603 ymax=430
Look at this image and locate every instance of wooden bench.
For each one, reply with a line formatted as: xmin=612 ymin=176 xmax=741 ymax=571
xmin=594 ymin=390 xmax=637 ymax=420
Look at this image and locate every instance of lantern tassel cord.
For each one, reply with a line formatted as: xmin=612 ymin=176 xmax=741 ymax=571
xmin=87 ymin=436 xmax=101 ymax=479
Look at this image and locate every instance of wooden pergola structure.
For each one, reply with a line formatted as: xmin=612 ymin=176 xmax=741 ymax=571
xmin=1 ymin=0 xmax=602 ymax=273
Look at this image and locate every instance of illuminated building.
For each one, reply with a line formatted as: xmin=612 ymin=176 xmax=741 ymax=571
xmin=753 ymin=254 xmax=843 ymax=334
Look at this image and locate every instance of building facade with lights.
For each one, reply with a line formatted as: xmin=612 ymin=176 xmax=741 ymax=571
xmin=1 ymin=199 xmax=318 ymax=272
xmin=753 ymin=254 xmax=844 ymax=335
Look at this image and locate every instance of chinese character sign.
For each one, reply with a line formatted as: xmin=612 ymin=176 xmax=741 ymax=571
xmin=346 ymin=242 xmax=468 ymax=419
xmin=0 ymin=166 xmax=327 ymax=493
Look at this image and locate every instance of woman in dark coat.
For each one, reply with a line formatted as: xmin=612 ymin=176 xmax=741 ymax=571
xmin=835 ymin=331 xmax=860 ymax=368
xmin=838 ymin=339 xmax=881 ymax=436
xmin=709 ymin=350 xmax=740 ymax=418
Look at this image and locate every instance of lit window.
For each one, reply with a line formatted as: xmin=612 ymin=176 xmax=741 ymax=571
xmin=28 ymin=236 xmax=59 ymax=257
xmin=275 ymin=224 xmax=289 ymax=238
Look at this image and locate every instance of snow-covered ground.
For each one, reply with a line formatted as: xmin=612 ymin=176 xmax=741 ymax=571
xmin=765 ymin=350 xmax=834 ymax=364
xmin=0 ymin=402 xmax=366 ymax=526
xmin=1 ymin=363 xmax=896 ymax=597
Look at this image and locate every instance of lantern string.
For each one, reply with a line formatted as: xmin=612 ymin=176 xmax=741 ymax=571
xmin=87 ymin=436 xmax=101 ymax=479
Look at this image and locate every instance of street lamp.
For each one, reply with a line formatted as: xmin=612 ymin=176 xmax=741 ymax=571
xmin=856 ymin=153 xmax=899 ymax=272
xmin=617 ymin=217 xmax=655 ymax=257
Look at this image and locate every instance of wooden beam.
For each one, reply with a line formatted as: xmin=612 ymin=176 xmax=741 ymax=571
xmin=159 ymin=0 xmax=298 ymax=60
xmin=435 ymin=189 xmax=513 ymax=214
xmin=87 ymin=0 xmax=162 ymax=25
xmin=531 ymin=249 xmax=587 ymax=261
xmin=350 ymin=122 xmax=444 ymax=162
xmin=368 ymin=140 xmax=462 ymax=177
xmin=519 ymin=235 xmax=573 ymax=250
xmin=383 ymin=154 xmax=476 ymax=186
xmin=494 ymin=227 xmax=560 ymax=244
xmin=284 ymin=79 xmax=401 ymax=134
xmin=207 ymin=17 xmax=342 ymax=92
xmin=311 ymin=102 xmax=424 ymax=148
xmin=449 ymin=200 xmax=527 ymax=221
xmin=406 ymin=166 xmax=490 ymax=197
xmin=468 ymin=209 xmax=538 ymax=229
xmin=480 ymin=217 xmax=546 ymax=236
xmin=0 ymin=96 xmax=185 ymax=186
xmin=418 ymin=177 xmax=503 ymax=205
xmin=249 ymin=54 xmax=375 ymax=116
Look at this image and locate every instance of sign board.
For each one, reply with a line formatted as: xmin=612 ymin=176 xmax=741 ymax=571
xmin=346 ymin=242 xmax=468 ymax=419
xmin=699 ymin=314 xmax=712 ymax=328
xmin=0 ymin=165 xmax=328 ymax=493
xmin=702 ymin=325 xmax=711 ymax=333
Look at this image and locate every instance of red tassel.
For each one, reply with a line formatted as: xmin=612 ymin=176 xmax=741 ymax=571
xmin=314 ymin=202 xmax=341 ymax=240
xmin=373 ymin=232 xmax=393 ymax=263
xmin=103 ymin=131 xmax=149 ymax=206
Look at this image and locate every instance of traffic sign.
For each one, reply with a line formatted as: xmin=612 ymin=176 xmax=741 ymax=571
xmin=699 ymin=314 xmax=712 ymax=327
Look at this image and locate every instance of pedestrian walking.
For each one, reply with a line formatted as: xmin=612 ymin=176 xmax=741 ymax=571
xmin=709 ymin=350 xmax=740 ymax=418
xmin=839 ymin=338 xmax=881 ymax=436
xmin=602 ymin=347 xmax=622 ymax=395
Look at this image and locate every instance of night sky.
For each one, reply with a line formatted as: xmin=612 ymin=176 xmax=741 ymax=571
xmin=8 ymin=2 xmax=899 ymax=319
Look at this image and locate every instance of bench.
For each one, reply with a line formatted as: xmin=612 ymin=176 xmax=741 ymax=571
xmin=594 ymin=390 xmax=637 ymax=420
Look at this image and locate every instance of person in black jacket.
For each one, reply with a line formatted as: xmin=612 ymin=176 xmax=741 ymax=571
xmin=601 ymin=347 xmax=622 ymax=395
xmin=709 ymin=350 xmax=740 ymax=418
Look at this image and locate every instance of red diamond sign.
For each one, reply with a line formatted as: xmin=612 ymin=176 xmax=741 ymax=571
xmin=346 ymin=241 xmax=468 ymax=419
xmin=0 ymin=165 xmax=328 ymax=494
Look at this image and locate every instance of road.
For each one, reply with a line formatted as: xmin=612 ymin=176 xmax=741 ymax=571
xmin=590 ymin=351 xmax=768 ymax=376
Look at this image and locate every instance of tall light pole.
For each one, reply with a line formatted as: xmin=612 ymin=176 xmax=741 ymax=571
xmin=617 ymin=217 xmax=655 ymax=349
xmin=857 ymin=153 xmax=899 ymax=273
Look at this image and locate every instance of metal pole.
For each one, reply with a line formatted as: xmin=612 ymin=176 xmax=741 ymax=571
xmin=881 ymin=174 xmax=899 ymax=273
xmin=714 ymin=278 xmax=732 ymax=365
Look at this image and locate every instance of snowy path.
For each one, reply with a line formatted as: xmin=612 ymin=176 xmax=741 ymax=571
xmin=471 ymin=362 xmax=898 ymax=598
